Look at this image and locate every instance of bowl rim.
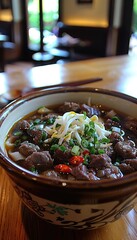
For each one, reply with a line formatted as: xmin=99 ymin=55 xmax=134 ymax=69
xmin=0 ymin=87 xmax=137 ymax=190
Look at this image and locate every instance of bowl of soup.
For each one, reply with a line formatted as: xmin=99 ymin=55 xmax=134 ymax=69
xmin=0 ymin=87 xmax=137 ymax=230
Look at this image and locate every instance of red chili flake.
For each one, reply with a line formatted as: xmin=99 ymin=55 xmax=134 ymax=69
xmin=54 ymin=164 xmax=72 ymax=174
xmin=69 ymin=156 xmax=84 ymax=166
xmin=83 ymin=150 xmax=90 ymax=156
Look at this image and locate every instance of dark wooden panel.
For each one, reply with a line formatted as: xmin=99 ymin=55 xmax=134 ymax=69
xmin=57 ymin=24 xmax=109 ymax=57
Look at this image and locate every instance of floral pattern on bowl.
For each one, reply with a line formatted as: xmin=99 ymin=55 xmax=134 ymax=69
xmin=14 ymin=184 xmax=137 ymax=230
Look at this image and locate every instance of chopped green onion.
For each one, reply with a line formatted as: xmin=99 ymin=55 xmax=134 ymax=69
xmin=50 ymin=144 xmax=59 ymax=152
xmin=59 ymin=145 xmax=66 ymax=152
xmin=14 ymin=139 xmax=21 ymax=147
xmin=30 ymin=166 xmax=38 ymax=174
xmin=46 ymin=117 xmax=55 ymax=125
xmin=89 ymin=146 xmax=96 ymax=154
xmin=100 ymin=138 xmax=110 ymax=144
xmin=33 ymin=119 xmax=41 ymax=125
xmin=81 ymin=138 xmax=89 ymax=148
xmin=71 ymin=145 xmax=80 ymax=155
xmin=69 ymin=139 xmax=74 ymax=146
xmin=83 ymin=111 xmax=87 ymax=119
xmin=112 ymin=116 xmax=120 ymax=122
xmin=50 ymin=144 xmax=66 ymax=152
xmin=69 ymin=139 xmax=77 ymax=147
xmin=83 ymin=155 xmax=90 ymax=165
xmin=13 ymin=131 xmax=23 ymax=136
xmin=98 ymin=149 xmax=105 ymax=154
xmin=42 ymin=131 xmax=47 ymax=141
xmin=84 ymin=121 xmax=95 ymax=138
xmin=22 ymin=135 xmax=28 ymax=141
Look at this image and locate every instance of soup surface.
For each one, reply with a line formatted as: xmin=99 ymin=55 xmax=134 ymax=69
xmin=5 ymin=101 xmax=137 ymax=181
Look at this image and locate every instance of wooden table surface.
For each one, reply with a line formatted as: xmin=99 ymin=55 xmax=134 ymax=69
xmin=0 ymin=55 xmax=137 ymax=240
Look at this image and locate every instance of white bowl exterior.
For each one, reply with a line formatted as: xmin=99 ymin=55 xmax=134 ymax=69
xmin=14 ymin=183 xmax=137 ymax=230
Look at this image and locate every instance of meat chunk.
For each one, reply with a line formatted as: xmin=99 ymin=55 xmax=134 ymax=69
xmin=27 ymin=128 xmax=47 ymax=144
xmin=42 ymin=170 xmax=64 ymax=179
xmin=53 ymin=148 xmax=72 ymax=164
xmin=19 ymin=141 xmax=40 ymax=157
xmin=108 ymin=132 xmax=123 ymax=144
xmin=52 ymin=142 xmax=73 ymax=164
xmin=18 ymin=120 xmax=30 ymax=130
xmin=58 ymin=102 xmax=81 ymax=114
xmin=80 ymin=104 xmax=100 ymax=117
xmin=114 ymin=140 xmax=137 ymax=159
xmin=104 ymin=119 xmax=121 ymax=130
xmin=24 ymin=151 xmax=53 ymax=172
xmin=89 ymin=154 xmax=112 ymax=169
xmin=89 ymin=154 xmax=123 ymax=179
xmin=71 ymin=164 xmax=90 ymax=180
xmin=96 ymin=165 xmax=123 ymax=179
xmin=124 ymin=117 xmax=137 ymax=135
xmin=105 ymin=146 xmax=116 ymax=160
xmin=118 ymin=163 xmax=135 ymax=175
xmin=43 ymin=113 xmax=58 ymax=123
xmin=123 ymin=158 xmax=137 ymax=170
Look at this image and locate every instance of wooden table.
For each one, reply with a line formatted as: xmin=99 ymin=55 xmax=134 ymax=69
xmin=0 ymin=55 xmax=137 ymax=240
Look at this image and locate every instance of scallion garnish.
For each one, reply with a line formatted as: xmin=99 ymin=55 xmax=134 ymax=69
xmin=71 ymin=145 xmax=80 ymax=155
xmin=112 ymin=116 xmax=120 ymax=122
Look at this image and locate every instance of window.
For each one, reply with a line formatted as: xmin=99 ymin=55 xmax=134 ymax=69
xmin=27 ymin=0 xmax=59 ymax=50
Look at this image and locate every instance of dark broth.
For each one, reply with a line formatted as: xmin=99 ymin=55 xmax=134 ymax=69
xmin=5 ymin=102 xmax=137 ymax=181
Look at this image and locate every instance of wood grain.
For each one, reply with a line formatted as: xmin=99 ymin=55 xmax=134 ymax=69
xmin=0 ymin=55 xmax=137 ymax=240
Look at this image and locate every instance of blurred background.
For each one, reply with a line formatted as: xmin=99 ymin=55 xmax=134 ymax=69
xmin=0 ymin=0 xmax=137 ymax=72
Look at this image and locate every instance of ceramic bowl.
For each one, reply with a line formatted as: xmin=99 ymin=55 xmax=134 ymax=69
xmin=0 ymin=88 xmax=137 ymax=230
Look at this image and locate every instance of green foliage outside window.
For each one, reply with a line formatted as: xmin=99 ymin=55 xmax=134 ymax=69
xmin=28 ymin=0 xmax=59 ymax=46
xmin=133 ymin=0 xmax=137 ymax=32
